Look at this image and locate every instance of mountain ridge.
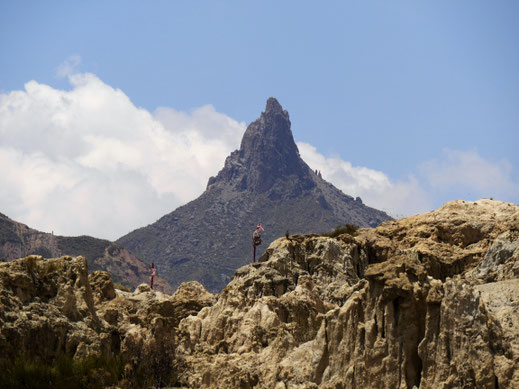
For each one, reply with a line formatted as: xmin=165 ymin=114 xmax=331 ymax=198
xmin=0 ymin=212 xmax=173 ymax=293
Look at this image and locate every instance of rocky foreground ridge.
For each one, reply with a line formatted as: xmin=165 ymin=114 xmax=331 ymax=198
xmin=1 ymin=199 xmax=518 ymax=388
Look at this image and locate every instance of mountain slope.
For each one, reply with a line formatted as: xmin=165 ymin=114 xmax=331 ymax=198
xmin=119 ymin=98 xmax=391 ymax=292
xmin=0 ymin=213 xmax=173 ymax=293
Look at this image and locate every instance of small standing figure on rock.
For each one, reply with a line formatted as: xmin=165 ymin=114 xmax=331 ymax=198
xmin=150 ymin=262 xmax=156 ymax=289
xmin=252 ymin=224 xmax=264 ymax=262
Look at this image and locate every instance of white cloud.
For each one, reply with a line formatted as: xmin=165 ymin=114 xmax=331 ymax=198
xmin=0 ymin=73 xmax=245 ymax=240
xmin=298 ymin=143 xmax=518 ymax=218
xmin=56 ymin=55 xmax=81 ymax=78
xmin=419 ymin=149 xmax=518 ymax=199
xmin=297 ymin=142 xmax=432 ymax=217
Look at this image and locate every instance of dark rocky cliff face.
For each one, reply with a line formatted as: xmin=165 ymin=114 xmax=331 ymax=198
xmin=118 ymin=98 xmax=391 ymax=292
xmin=210 ymin=97 xmax=313 ymax=194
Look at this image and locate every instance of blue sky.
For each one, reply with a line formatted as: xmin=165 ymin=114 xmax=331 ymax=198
xmin=1 ymin=1 xmax=518 ymax=239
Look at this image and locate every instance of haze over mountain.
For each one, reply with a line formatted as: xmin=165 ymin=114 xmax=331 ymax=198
xmin=118 ymin=98 xmax=391 ymax=292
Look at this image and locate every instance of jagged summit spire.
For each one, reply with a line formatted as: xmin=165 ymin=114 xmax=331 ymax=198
xmin=239 ymin=97 xmax=293 ymax=157
xmin=265 ymin=97 xmax=283 ymax=114
xmin=208 ymin=98 xmax=313 ymax=193
xmin=119 ymin=97 xmax=392 ymax=294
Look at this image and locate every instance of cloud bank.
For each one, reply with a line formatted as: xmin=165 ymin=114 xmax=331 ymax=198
xmin=419 ymin=149 xmax=518 ymax=200
xmin=0 ymin=73 xmax=245 ymax=239
xmin=297 ymin=143 xmax=432 ymax=217
xmin=1 ymin=71 xmax=517 ymax=240
xmin=298 ymin=143 xmax=518 ymax=218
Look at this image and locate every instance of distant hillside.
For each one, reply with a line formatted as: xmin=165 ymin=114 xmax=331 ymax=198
xmin=119 ymin=98 xmax=391 ymax=292
xmin=0 ymin=213 xmax=173 ymax=293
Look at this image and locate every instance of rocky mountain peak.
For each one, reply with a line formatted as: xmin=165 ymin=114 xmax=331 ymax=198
xmin=120 ymin=98 xmax=391 ymax=293
xmin=264 ymin=96 xmax=284 ymax=114
xmin=209 ymin=97 xmax=313 ymax=193
xmin=239 ymin=97 xmax=293 ymax=161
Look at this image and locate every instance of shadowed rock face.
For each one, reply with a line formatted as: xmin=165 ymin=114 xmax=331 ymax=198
xmin=217 ymin=97 xmax=313 ymax=193
xmin=119 ymin=98 xmax=391 ymax=292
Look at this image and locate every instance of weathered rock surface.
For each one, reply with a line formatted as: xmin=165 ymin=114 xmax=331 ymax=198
xmin=1 ymin=199 xmax=518 ymax=388
xmin=0 ymin=256 xmax=103 ymax=363
xmin=175 ymin=199 xmax=519 ymax=388
xmin=0 ymin=255 xmax=215 ymax=376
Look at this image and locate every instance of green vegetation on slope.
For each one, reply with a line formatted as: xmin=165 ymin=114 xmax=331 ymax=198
xmin=57 ymin=236 xmax=110 ymax=264
xmin=321 ymin=224 xmax=358 ymax=238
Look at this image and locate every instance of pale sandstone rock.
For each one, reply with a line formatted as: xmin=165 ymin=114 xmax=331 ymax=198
xmin=176 ymin=200 xmax=519 ymax=388
xmin=88 ymin=270 xmax=116 ymax=303
xmin=0 ymin=256 xmax=102 ymax=362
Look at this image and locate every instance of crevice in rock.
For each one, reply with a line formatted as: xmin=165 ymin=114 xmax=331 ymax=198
xmin=393 ymin=298 xmax=400 ymax=328
xmin=412 ymin=348 xmax=423 ymax=389
xmin=314 ymin=319 xmax=330 ymax=385
xmin=445 ymin=332 xmax=451 ymax=362
xmin=366 ymin=245 xmax=378 ymax=265
xmin=381 ymin=309 xmax=386 ymax=339
xmin=359 ymin=327 xmax=365 ymax=353
xmin=414 ymin=297 xmax=427 ymax=388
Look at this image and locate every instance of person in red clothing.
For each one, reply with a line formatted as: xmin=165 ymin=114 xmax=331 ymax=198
xmin=150 ymin=262 xmax=156 ymax=289
xmin=252 ymin=224 xmax=264 ymax=262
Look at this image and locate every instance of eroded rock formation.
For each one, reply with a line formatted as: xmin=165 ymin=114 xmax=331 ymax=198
xmin=176 ymin=199 xmax=519 ymax=388
xmin=1 ymin=199 xmax=518 ymax=388
xmin=0 ymin=255 xmax=214 ymax=381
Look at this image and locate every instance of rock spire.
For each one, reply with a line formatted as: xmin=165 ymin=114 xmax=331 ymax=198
xmin=209 ymin=97 xmax=313 ymax=193
xmin=119 ymin=98 xmax=391 ymax=292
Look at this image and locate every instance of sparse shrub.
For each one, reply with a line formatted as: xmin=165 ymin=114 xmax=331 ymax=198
xmin=113 ymin=282 xmax=132 ymax=292
xmin=322 ymin=224 xmax=358 ymax=238
xmin=0 ymin=348 xmax=178 ymax=389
